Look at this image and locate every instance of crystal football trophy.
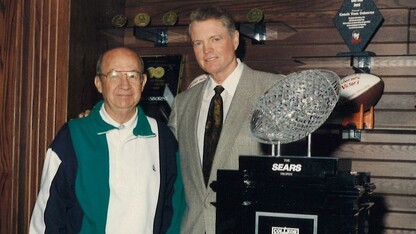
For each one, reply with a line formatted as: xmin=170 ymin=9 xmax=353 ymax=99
xmin=250 ymin=69 xmax=341 ymax=156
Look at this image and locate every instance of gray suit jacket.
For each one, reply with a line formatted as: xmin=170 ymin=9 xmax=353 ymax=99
xmin=168 ymin=64 xmax=285 ymax=234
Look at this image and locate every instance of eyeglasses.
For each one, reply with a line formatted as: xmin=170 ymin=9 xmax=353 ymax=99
xmin=99 ymin=70 xmax=143 ymax=82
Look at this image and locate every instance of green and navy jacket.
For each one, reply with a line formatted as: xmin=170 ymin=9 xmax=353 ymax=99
xmin=29 ymin=101 xmax=185 ymax=233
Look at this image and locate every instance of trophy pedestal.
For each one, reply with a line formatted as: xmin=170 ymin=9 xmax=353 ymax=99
xmin=213 ymin=156 xmax=375 ymax=234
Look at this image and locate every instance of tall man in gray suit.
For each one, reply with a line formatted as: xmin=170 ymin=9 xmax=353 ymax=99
xmin=168 ymin=6 xmax=285 ymax=234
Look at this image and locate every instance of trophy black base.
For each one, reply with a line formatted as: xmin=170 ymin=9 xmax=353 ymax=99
xmin=213 ymin=155 xmax=375 ymax=234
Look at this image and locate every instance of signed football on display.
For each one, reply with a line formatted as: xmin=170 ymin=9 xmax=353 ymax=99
xmin=339 ymin=73 xmax=384 ymax=112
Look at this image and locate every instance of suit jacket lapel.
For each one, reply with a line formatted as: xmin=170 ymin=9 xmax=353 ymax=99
xmin=183 ymin=81 xmax=210 ymax=195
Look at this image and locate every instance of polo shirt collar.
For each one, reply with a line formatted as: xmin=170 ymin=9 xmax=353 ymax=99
xmin=90 ymin=101 xmax=155 ymax=137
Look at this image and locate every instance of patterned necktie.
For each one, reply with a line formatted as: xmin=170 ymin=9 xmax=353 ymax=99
xmin=203 ymin=85 xmax=224 ymax=187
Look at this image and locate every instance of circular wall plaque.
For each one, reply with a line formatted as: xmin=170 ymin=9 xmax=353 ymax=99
xmin=111 ymin=14 xmax=127 ymax=28
xmin=247 ymin=8 xmax=264 ymax=23
xmin=134 ymin=13 xmax=151 ymax=27
xmin=163 ymin=11 xmax=178 ymax=26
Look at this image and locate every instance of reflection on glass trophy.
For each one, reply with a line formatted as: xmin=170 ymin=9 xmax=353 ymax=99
xmin=250 ymin=69 xmax=341 ymax=156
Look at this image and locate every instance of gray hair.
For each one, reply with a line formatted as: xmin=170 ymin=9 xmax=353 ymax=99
xmin=189 ymin=6 xmax=236 ymax=37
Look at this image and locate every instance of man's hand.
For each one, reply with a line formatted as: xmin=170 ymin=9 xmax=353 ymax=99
xmin=78 ymin=110 xmax=91 ymax=118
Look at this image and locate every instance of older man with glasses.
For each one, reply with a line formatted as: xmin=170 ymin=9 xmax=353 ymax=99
xmin=29 ymin=47 xmax=185 ymax=234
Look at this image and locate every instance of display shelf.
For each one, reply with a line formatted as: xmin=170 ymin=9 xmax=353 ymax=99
xmin=293 ymin=55 xmax=416 ymax=73
xmin=130 ymin=21 xmax=297 ymax=45
xmin=133 ymin=25 xmax=189 ymax=46
xmin=316 ymin=127 xmax=416 ymax=143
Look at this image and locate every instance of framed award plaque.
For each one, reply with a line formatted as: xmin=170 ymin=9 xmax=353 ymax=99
xmin=140 ymin=55 xmax=184 ymax=122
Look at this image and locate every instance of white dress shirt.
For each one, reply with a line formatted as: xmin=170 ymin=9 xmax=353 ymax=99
xmin=197 ymin=59 xmax=244 ymax=163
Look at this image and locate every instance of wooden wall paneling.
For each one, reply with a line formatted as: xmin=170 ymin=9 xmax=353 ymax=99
xmin=291 ymin=55 xmax=416 ymax=74
xmin=372 ymin=195 xmax=415 ymax=230
xmin=372 ymin=178 xmax=416 ymax=196
xmin=22 ymin=0 xmax=45 ymax=229
xmin=125 ymin=0 xmax=416 ymax=13
xmin=22 ymin=1 xmax=39 ymax=230
xmin=325 ymin=110 xmax=416 ymax=129
xmin=122 ymin=4 xmax=411 ymax=34
xmin=122 ymin=7 xmax=408 ymax=44
xmin=258 ymin=9 xmax=407 ymax=29
xmin=372 ymin=111 xmax=416 ymax=129
xmin=377 ymin=94 xmax=415 ymax=110
xmin=410 ymin=9 xmax=416 ymax=54
xmin=21 ymin=0 xmax=71 ymax=232
xmin=410 ymin=43 xmax=416 ymax=54
xmin=255 ymin=26 xmax=409 ymax=45
xmin=373 ymin=0 xmax=416 ymax=8
xmin=380 ymin=213 xmax=416 ymax=230
xmin=352 ymin=156 xmax=415 ymax=231
xmin=0 ymin=1 xmax=20 ymax=233
xmin=411 ymin=9 xmax=416 ymax=30
xmin=360 ymin=133 xmax=416 ymax=144
xmin=350 ymin=161 xmax=415 ymax=178
xmin=331 ymin=143 xmax=416 ymax=159
xmin=243 ymin=44 xmax=410 ymax=60
xmin=67 ymin=0 xmax=126 ymax=119
xmin=381 ymin=195 xmax=416 ymax=211
xmin=0 ymin=0 xmax=71 ymax=233
xmin=371 ymin=193 xmax=416 ymax=233
xmin=379 ymin=230 xmax=416 ymax=234
xmin=123 ymin=1 xmax=416 ymax=92
xmin=311 ymin=130 xmax=416 ymax=232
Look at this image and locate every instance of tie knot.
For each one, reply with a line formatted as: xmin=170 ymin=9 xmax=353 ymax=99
xmin=214 ymin=85 xmax=224 ymax=94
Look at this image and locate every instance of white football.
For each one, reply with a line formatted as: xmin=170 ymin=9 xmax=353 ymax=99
xmin=339 ymin=73 xmax=384 ymax=112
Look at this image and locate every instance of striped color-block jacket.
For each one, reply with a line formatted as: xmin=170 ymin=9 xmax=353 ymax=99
xmin=30 ymin=101 xmax=185 ymax=234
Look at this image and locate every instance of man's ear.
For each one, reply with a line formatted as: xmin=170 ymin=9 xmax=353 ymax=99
xmin=233 ymin=30 xmax=240 ymax=50
xmin=94 ymin=76 xmax=103 ymax=93
xmin=141 ymin=74 xmax=147 ymax=92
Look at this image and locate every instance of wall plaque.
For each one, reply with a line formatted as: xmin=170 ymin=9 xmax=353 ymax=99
xmin=140 ymin=55 xmax=183 ymax=122
xmin=255 ymin=212 xmax=318 ymax=234
xmin=333 ymin=0 xmax=384 ymax=54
